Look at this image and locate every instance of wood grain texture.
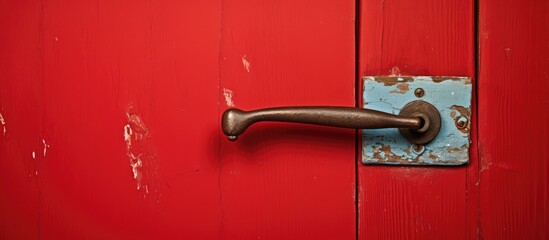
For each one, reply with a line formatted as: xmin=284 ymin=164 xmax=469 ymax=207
xmin=358 ymin=0 xmax=476 ymax=239
xmin=478 ymin=0 xmax=549 ymax=238
xmin=39 ymin=0 xmax=224 ymax=238
xmin=1 ymin=0 xmax=356 ymax=239
xmin=218 ymin=0 xmax=356 ymax=239
xmin=38 ymin=1 xmax=224 ymax=238
xmin=0 ymin=1 xmax=42 ymax=239
xmin=2 ymin=0 xmax=224 ymax=239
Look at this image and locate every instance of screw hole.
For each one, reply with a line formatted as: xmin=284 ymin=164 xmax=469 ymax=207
xmin=414 ymin=88 xmax=425 ymax=98
xmin=412 ymin=144 xmax=425 ymax=154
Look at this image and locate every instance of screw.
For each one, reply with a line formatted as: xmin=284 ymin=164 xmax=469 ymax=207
xmin=455 ymin=116 xmax=468 ymax=129
xmin=414 ymin=88 xmax=425 ymax=98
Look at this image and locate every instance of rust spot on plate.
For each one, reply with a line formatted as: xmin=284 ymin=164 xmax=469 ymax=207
xmin=448 ymin=148 xmax=461 ymax=153
xmin=389 ymin=83 xmax=410 ymax=94
xmin=372 ymin=76 xmax=471 ymax=86
xmin=447 ymin=144 xmax=468 ymax=155
xmin=372 ymin=144 xmax=392 ymax=159
xmin=432 ymin=77 xmax=472 ymax=84
xmin=372 ymin=144 xmax=403 ymax=162
xmin=450 ymin=105 xmax=470 ymax=117
xmin=371 ymin=143 xmax=419 ymax=164
xmin=374 ymin=76 xmax=414 ymax=86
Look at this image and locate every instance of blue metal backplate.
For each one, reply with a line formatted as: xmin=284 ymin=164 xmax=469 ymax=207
xmin=362 ymin=76 xmax=472 ymax=165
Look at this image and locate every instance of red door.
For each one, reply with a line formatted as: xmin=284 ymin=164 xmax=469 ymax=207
xmin=0 ymin=0 xmax=547 ymax=239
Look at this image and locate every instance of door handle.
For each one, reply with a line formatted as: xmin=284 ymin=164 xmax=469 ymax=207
xmin=222 ymin=100 xmax=441 ymax=145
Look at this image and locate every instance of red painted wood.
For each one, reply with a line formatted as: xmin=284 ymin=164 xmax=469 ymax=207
xmin=0 ymin=1 xmax=41 ymax=239
xmin=358 ymin=0 xmax=477 ymax=239
xmin=0 ymin=0 xmax=355 ymax=239
xmin=7 ymin=0 xmax=546 ymax=239
xmin=38 ymin=1 xmax=225 ymax=238
xmin=2 ymin=0 xmax=223 ymax=239
xmin=218 ymin=1 xmax=356 ymax=239
xmin=478 ymin=0 xmax=549 ymax=238
xmin=37 ymin=1 xmax=225 ymax=238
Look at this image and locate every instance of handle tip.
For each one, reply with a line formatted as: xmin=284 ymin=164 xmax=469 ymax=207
xmin=222 ymin=108 xmax=247 ymax=140
xmin=227 ymin=135 xmax=238 ymax=141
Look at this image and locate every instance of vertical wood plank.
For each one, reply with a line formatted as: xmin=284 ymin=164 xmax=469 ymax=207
xmin=37 ymin=0 xmax=223 ymax=238
xmin=478 ymin=0 xmax=549 ymax=238
xmin=0 ymin=1 xmax=42 ymax=239
xmin=218 ymin=0 xmax=356 ymax=239
xmin=358 ymin=0 xmax=476 ymax=239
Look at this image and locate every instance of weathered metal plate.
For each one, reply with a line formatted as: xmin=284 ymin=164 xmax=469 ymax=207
xmin=362 ymin=76 xmax=472 ymax=165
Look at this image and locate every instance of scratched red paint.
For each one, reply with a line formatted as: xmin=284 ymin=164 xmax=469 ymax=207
xmin=1 ymin=0 xmax=224 ymax=239
xmin=217 ymin=0 xmax=356 ymax=239
xmin=0 ymin=0 xmax=354 ymax=239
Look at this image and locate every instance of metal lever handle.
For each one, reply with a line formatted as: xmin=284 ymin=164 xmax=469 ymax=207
xmin=222 ymin=100 xmax=441 ymax=145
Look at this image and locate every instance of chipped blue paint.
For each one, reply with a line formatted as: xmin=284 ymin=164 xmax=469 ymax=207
xmin=362 ymin=76 xmax=472 ymax=165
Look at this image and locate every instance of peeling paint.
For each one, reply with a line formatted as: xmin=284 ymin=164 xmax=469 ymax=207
xmin=389 ymin=66 xmax=401 ymax=76
xmin=389 ymin=83 xmax=410 ymax=94
xmin=241 ymin=55 xmax=250 ymax=73
xmin=0 ymin=111 xmax=6 ymax=136
xmin=42 ymin=139 xmax=50 ymax=157
xmin=431 ymin=76 xmax=472 ymax=84
xmin=124 ymin=107 xmax=159 ymax=200
xmin=504 ymin=47 xmax=511 ymax=57
xmin=128 ymin=153 xmax=143 ymax=187
xmin=124 ymin=124 xmax=132 ymax=146
xmin=223 ymin=88 xmax=235 ymax=107
xmin=372 ymin=143 xmax=399 ymax=162
xmin=363 ymin=76 xmax=472 ymax=165
xmin=374 ymin=76 xmax=414 ymax=86
xmin=450 ymin=105 xmax=470 ymax=117
xmin=480 ymin=157 xmax=492 ymax=173
xmin=124 ymin=115 xmax=146 ymax=190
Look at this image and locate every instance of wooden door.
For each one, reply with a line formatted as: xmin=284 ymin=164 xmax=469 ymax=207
xmin=0 ymin=0 xmax=355 ymax=239
xmin=1 ymin=0 xmax=547 ymax=239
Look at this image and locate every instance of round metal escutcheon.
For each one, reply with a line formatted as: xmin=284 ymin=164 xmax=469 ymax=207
xmin=398 ymin=100 xmax=441 ymax=145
